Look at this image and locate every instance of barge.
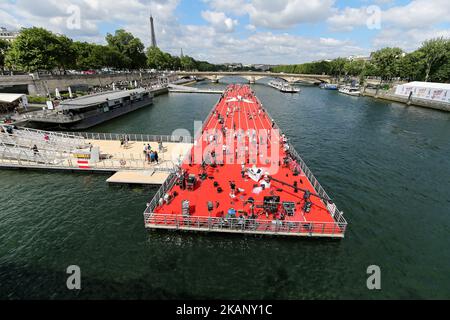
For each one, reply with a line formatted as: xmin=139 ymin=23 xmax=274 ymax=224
xmin=144 ymin=84 xmax=347 ymax=238
xmin=268 ymin=81 xmax=301 ymax=93
xmin=14 ymin=89 xmax=153 ymax=130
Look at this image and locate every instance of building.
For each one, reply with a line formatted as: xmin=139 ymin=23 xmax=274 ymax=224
xmin=0 ymin=27 xmax=19 ymax=42
xmin=347 ymin=55 xmax=371 ymax=62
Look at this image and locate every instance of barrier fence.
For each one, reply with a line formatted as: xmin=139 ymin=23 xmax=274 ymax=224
xmin=144 ymin=213 xmax=346 ymax=237
xmin=64 ymin=131 xmax=192 ymax=144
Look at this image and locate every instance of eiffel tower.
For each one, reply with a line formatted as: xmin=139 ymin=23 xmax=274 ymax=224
xmin=150 ymin=15 xmax=157 ymax=48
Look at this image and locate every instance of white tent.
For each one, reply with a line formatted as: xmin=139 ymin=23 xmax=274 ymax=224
xmin=395 ymin=82 xmax=450 ymax=103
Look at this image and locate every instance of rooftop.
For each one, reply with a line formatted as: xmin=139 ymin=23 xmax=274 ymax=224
xmin=59 ymin=88 xmax=147 ymax=110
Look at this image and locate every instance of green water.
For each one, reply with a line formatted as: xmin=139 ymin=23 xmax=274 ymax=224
xmin=1 ymin=79 xmax=449 ymax=299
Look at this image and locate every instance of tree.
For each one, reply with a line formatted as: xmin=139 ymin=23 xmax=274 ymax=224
xmin=180 ymin=55 xmax=197 ymax=71
xmin=54 ymin=35 xmax=76 ymax=73
xmin=419 ymin=37 xmax=448 ymax=82
xmin=329 ymin=57 xmax=346 ymax=79
xmin=147 ymin=47 xmax=172 ymax=70
xmin=0 ymin=39 xmax=10 ymax=73
xmin=397 ymin=51 xmax=425 ymax=81
xmin=344 ymin=59 xmax=366 ymax=77
xmin=370 ymin=47 xmax=404 ymax=83
xmin=429 ymin=40 xmax=450 ymax=82
xmin=5 ymin=27 xmax=60 ymax=72
xmin=72 ymin=41 xmax=95 ymax=70
xmin=106 ymin=29 xmax=147 ymax=69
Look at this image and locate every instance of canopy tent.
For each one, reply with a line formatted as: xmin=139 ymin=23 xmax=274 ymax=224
xmin=0 ymin=93 xmax=28 ymax=114
xmin=0 ymin=93 xmax=26 ymax=104
xmin=395 ymin=82 xmax=450 ymax=103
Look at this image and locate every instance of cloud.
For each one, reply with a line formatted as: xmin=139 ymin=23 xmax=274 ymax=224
xmin=373 ymin=28 xmax=450 ymax=51
xmin=327 ymin=7 xmax=370 ymax=32
xmin=1 ymin=0 xmax=449 ymax=64
xmin=327 ymin=0 xmax=450 ymax=32
xmin=206 ymin=0 xmax=335 ymax=29
xmin=201 ymin=10 xmax=239 ymax=33
xmin=203 ymin=0 xmax=249 ymax=16
xmin=382 ymin=0 xmax=450 ymax=29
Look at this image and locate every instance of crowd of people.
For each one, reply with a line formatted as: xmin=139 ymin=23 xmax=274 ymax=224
xmin=143 ymin=143 xmax=159 ymax=164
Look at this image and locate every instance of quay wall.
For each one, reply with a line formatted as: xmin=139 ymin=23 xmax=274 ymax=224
xmin=362 ymin=87 xmax=450 ymax=112
xmin=0 ymin=73 xmax=177 ymax=96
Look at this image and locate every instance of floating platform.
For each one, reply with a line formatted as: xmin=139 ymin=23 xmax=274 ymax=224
xmin=107 ymin=170 xmax=170 ymax=185
xmin=144 ymin=85 xmax=347 ymax=238
xmin=0 ymin=127 xmax=192 ymax=184
xmin=168 ymin=84 xmax=224 ymax=94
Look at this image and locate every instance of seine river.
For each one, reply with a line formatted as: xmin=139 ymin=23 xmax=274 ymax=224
xmin=0 ymin=78 xmax=449 ymax=299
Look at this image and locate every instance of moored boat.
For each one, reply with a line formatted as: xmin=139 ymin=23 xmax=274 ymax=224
xmin=268 ymin=80 xmax=301 ymax=93
xmin=338 ymin=86 xmax=361 ymax=96
xmin=13 ymin=89 xmax=154 ymax=130
xmin=320 ymin=83 xmax=338 ymax=90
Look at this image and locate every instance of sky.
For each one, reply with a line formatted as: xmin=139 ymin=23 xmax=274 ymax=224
xmin=0 ymin=0 xmax=449 ymax=64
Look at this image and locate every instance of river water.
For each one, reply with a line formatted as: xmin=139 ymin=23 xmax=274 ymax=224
xmin=0 ymin=78 xmax=449 ymax=299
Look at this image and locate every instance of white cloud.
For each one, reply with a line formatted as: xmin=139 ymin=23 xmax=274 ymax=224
xmin=201 ymin=10 xmax=239 ymax=33
xmin=206 ymin=0 xmax=335 ymax=29
xmin=373 ymin=28 xmax=450 ymax=51
xmin=382 ymin=0 xmax=450 ymax=29
xmin=204 ymin=0 xmax=249 ymax=16
xmin=327 ymin=0 xmax=450 ymax=32
xmin=1 ymin=0 xmax=449 ymax=65
xmin=327 ymin=7 xmax=370 ymax=32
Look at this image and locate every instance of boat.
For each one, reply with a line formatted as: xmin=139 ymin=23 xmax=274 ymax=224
xmin=319 ymin=83 xmax=338 ymax=90
xmin=338 ymin=86 xmax=360 ymax=96
xmin=268 ymin=80 xmax=301 ymax=93
xmin=143 ymin=84 xmax=347 ymax=238
xmin=13 ymin=89 xmax=153 ymax=130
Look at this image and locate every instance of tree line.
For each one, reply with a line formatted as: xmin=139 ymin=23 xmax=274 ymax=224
xmin=0 ymin=27 xmax=221 ymax=73
xmin=271 ymin=38 xmax=450 ymax=83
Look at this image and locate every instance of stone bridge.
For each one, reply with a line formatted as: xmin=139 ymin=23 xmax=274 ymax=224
xmin=177 ymin=71 xmax=331 ymax=84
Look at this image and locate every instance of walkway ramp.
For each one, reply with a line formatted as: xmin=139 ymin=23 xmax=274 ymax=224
xmin=107 ymin=170 xmax=170 ymax=185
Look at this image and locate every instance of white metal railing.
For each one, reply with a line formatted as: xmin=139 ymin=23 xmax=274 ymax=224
xmin=1 ymin=128 xmax=88 ymax=153
xmin=0 ymin=146 xmax=179 ymax=172
xmin=62 ymin=131 xmax=192 ymax=144
xmin=0 ymin=142 xmax=66 ymax=165
xmin=144 ymin=213 xmax=346 ymax=237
